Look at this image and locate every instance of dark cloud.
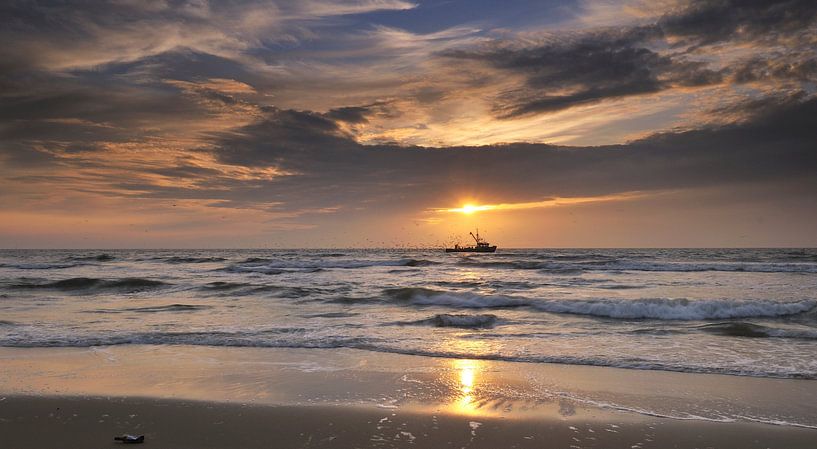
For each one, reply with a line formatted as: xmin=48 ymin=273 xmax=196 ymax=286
xmin=709 ymin=90 xmax=809 ymax=119
xmin=194 ymin=96 xmax=817 ymax=213
xmin=324 ymin=101 xmax=399 ymax=125
xmin=325 ymin=106 xmax=374 ymax=124
xmin=441 ymin=0 xmax=816 ymax=117
xmin=731 ymin=55 xmax=817 ymax=84
xmin=660 ymin=0 xmax=817 ymax=46
xmin=215 ymin=107 xmax=357 ymax=170
xmin=28 ymin=90 xmax=805 ymax=215
xmin=444 ymin=28 xmax=721 ymax=117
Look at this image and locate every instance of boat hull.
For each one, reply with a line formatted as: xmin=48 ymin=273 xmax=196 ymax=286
xmin=445 ymin=246 xmax=497 ymax=253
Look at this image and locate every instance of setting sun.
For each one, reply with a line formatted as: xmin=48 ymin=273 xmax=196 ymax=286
xmin=446 ymin=203 xmax=495 ymax=214
xmin=461 ymin=204 xmax=478 ymax=214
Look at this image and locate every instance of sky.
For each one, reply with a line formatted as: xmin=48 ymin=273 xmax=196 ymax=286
xmin=0 ymin=0 xmax=816 ymax=248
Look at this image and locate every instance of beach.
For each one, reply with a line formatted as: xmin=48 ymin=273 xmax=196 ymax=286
xmin=2 ymin=249 xmax=817 ymax=447
xmin=1 ymin=345 xmax=816 ymax=448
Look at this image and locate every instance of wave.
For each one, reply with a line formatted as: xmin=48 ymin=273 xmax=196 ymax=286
xmin=66 ymin=254 xmax=116 ymax=262
xmin=696 ymin=322 xmax=817 ymax=339
xmin=199 ymin=281 xmax=251 ymax=291
xmin=381 ymin=288 xmax=817 ymax=320
xmin=357 ymin=346 xmax=817 ymax=380
xmin=197 ymin=282 xmax=332 ymax=299
xmin=456 ymin=259 xmax=817 ymax=273
xmin=397 ymin=313 xmax=498 ymax=328
xmin=91 ymin=304 xmax=212 ymax=314
xmin=11 ymin=277 xmax=169 ymax=292
xmin=777 ymin=250 xmax=817 ymax=262
xmin=595 ymin=284 xmax=645 ymax=290
xmin=160 ymin=256 xmax=227 ymax=264
xmin=401 ymin=259 xmax=439 ymax=267
xmin=383 ymin=287 xmax=527 ymax=308
xmin=326 ymin=296 xmax=379 ymax=304
xmin=457 ymin=260 xmax=564 ymax=270
xmin=224 ymin=265 xmax=286 ymax=275
xmin=0 ymin=262 xmax=80 ymax=270
xmin=227 ymin=258 xmax=438 ymax=272
xmin=530 ymin=297 xmax=817 ymax=320
xmin=302 ymin=312 xmax=359 ymax=319
xmin=605 ymin=261 xmax=817 ymax=273
xmin=239 ymin=257 xmax=274 ymax=264
xmin=0 ymin=331 xmax=374 ymax=352
xmin=3 ymin=333 xmax=813 ymax=380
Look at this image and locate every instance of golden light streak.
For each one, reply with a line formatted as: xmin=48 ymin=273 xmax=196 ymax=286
xmin=436 ymin=192 xmax=646 ymax=214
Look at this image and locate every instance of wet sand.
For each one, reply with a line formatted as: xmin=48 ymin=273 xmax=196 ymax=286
xmin=1 ymin=346 xmax=816 ymax=448
xmin=3 ymin=395 xmax=817 ymax=449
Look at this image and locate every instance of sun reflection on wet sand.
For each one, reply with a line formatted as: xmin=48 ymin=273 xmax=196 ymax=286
xmin=450 ymin=359 xmax=484 ymax=415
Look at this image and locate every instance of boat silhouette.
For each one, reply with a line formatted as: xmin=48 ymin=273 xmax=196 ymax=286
xmin=445 ymin=229 xmax=497 ymax=253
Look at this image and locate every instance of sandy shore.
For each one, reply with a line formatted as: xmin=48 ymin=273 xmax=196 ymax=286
xmin=3 ymin=395 xmax=817 ymax=449
xmin=1 ymin=345 xmax=816 ymax=448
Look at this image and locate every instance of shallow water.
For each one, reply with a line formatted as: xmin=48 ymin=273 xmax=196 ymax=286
xmin=1 ymin=248 xmax=816 ymax=378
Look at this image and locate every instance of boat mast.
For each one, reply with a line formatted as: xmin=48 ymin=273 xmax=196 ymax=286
xmin=470 ymin=228 xmax=481 ymax=245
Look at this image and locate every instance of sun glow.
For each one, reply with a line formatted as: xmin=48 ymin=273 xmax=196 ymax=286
xmin=435 ymin=192 xmax=646 ymax=215
xmin=450 ymin=203 xmax=495 ymax=214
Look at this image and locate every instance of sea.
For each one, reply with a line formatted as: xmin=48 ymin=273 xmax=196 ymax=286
xmin=2 ymin=248 xmax=817 ymax=379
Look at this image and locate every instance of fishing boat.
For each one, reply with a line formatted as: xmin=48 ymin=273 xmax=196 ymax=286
xmin=445 ymin=229 xmax=497 ymax=253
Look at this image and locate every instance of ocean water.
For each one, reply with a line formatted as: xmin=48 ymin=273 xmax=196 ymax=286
xmin=1 ymin=248 xmax=817 ymax=379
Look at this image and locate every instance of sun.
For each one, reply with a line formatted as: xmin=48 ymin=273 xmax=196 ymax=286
xmin=437 ymin=202 xmax=495 ymax=214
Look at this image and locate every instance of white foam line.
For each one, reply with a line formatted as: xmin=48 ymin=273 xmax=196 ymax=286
xmin=545 ymin=390 xmax=817 ymax=429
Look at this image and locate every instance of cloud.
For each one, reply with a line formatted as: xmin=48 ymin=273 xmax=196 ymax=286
xmin=325 ymin=104 xmax=381 ymax=124
xmin=659 ymin=0 xmax=817 ymax=46
xmin=441 ymin=27 xmax=715 ymax=117
xmin=1 ymin=0 xmax=816 ymax=247
xmin=0 ymin=0 xmax=417 ymax=72
xmin=731 ymin=54 xmax=817 ymax=84
xmin=439 ymin=0 xmax=816 ymax=118
xmin=194 ymin=95 xmax=817 ymax=216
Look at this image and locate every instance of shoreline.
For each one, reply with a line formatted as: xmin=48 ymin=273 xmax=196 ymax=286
xmin=3 ymin=394 xmax=817 ymax=449
xmin=2 ymin=345 xmax=816 ymax=419
xmin=1 ymin=345 xmax=816 ymax=447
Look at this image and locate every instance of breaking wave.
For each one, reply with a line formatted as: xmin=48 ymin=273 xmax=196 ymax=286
xmin=398 ymin=313 xmax=499 ymax=328
xmin=11 ymin=277 xmax=169 ymax=292
xmin=530 ymin=297 xmax=817 ymax=320
xmin=383 ymin=287 xmax=817 ymax=320
xmin=696 ymin=322 xmax=817 ymax=339
xmin=456 ymin=259 xmax=817 ymax=273
xmin=67 ymin=254 xmax=116 ymax=262
xmin=2 ymin=331 xmax=814 ymax=379
xmin=0 ymin=330 xmax=375 ymax=352
xmin=383 ymin=287 xmax=527 ymax=308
